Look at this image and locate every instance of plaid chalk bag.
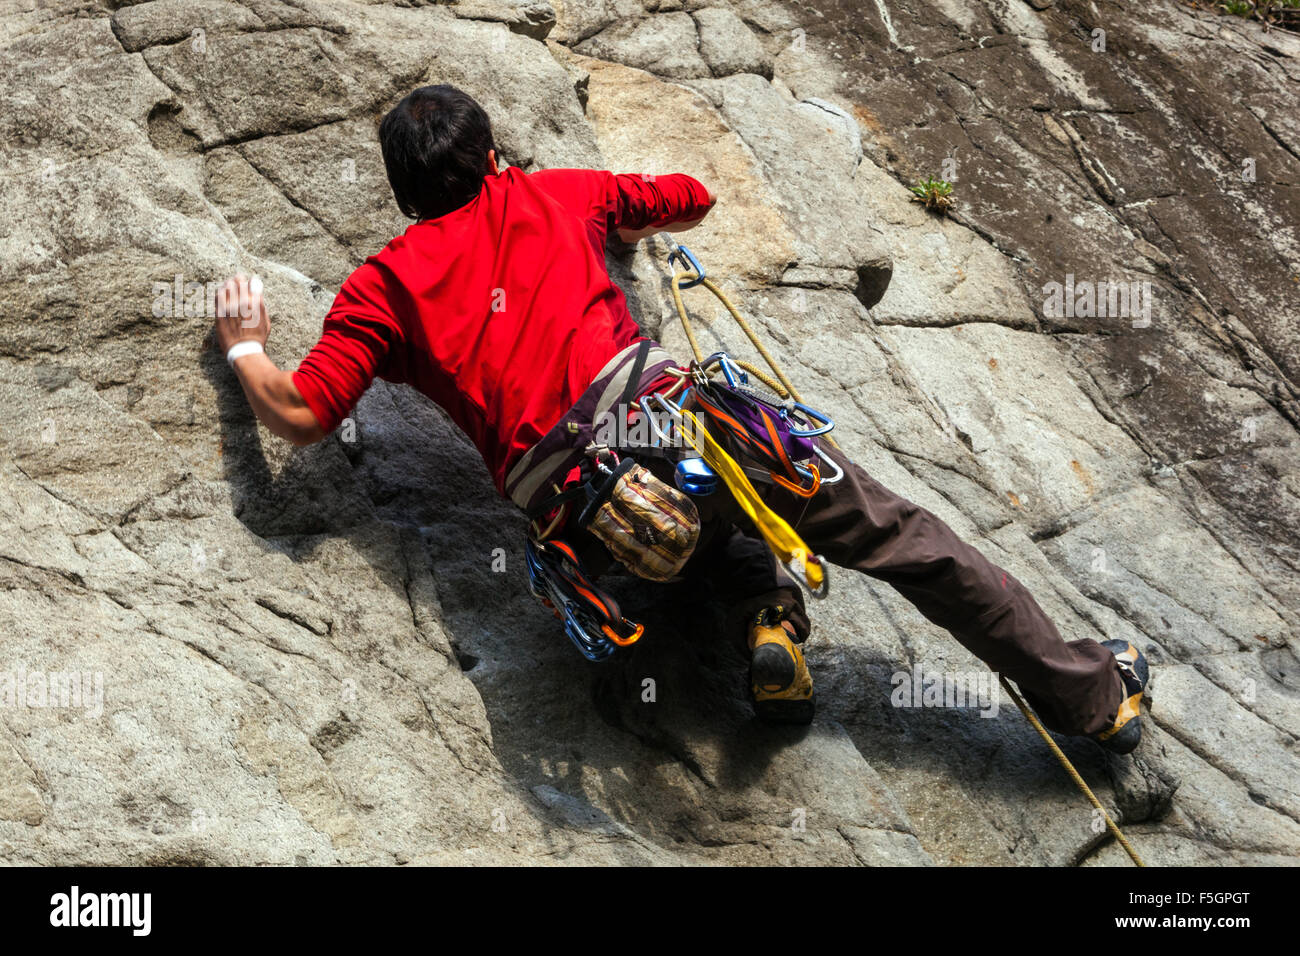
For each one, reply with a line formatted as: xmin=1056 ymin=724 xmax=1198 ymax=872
xmin=578 ymin=455 xmax=700 ymax=583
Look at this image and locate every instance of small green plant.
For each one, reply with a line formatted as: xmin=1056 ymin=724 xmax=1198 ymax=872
xmin=910 ymin=177 xmax=955 ymax=213
xmin=1214 ymin=0 xmax=1300 ymax=31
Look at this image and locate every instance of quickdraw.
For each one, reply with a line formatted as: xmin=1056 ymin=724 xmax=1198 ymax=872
xmin=524 ymin=536 xmax=644 ymax=662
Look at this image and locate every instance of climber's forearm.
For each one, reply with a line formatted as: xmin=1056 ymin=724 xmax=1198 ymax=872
xmin=214 ymin=274 xmax=321 ymax=445
xmin=617 ymin=187 xmax=716 ymax=243
xmin=231 ymin=351 xmax=325 ymax=446
xmin=661 ymin=208 xmax=711 ymax=232
xmin=617 ymin=216 xmax=707 ymax=243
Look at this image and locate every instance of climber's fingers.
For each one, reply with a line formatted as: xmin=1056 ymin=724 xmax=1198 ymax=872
xmin=214 ymin=274 xmax=269 ymax=352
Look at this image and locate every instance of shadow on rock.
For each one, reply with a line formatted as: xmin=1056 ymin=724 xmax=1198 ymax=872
xmin=202 ymin=346 xmax=374 ymax=540
xmin=815 ymin=641 xmax=1148 ymax=807
xmin=204 ymin=349 xmax=803 ymax=846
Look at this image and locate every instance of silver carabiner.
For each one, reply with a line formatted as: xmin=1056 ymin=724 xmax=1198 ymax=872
xmin=639 ymin=393 xmax=684 ymax=447
xmin=812 ymin=445 xmax=844 ymax=486
xmin=785 ymin=551 xmax=830 ymax=599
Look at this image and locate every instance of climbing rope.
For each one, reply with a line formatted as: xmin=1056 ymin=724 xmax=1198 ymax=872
xmin=661 ymin=235 xmax=1145 ymax=868
xmin=1000 ymin=676 xmax=1146 ymax=866
xmin=663 ymin=236 xmax=839 ymax=451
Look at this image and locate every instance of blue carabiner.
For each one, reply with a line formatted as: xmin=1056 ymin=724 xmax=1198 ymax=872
xmin=563 ymin=608 xmax=616 ymax=662
xmin=667 ymin=242 xmax=706 ymax=290
xmin=783 ymin=401 xmax=836 ymax=438
xmin=717 ymin=353 xmax=749 ymax=388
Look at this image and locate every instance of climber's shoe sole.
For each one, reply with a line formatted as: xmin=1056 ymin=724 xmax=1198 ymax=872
xmin=749 ymin=617 xmax=816 ymax=726
xmin=751 ymin=641 xmax=797 ymax=692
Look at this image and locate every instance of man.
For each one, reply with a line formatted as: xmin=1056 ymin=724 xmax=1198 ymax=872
xmin=213 ymin=85 xmax=1147 ymax=748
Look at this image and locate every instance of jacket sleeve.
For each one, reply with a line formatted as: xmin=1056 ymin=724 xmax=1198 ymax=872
xmin=530 ymin=168 xmax=714 ymax=232
xmin=603 ymin=172 xmax=714 ymax=231
xmin=292 ymin=262 xmax=405 ymax=434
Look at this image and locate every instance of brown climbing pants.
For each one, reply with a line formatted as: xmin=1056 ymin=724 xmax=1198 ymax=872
xmin=571 ymin=431 xmax=1125 ymax=738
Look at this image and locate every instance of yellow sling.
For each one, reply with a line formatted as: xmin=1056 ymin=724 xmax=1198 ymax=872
xmin=677 ymin=406 xmax=826 ymax=595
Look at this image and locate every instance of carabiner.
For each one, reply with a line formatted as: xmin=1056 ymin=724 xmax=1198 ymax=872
xmin=783 ymin=401 xmax=836 ymax=438
xmin=665 ymin=236 xmax=707 ymax=290
xmin=812 ymin=445 xmax=844 ymax=486
xmin=643 ymin=389 xmax=691 ymax=420
xmin=639 ymin=393 xmax=682 ymax=447
xmin=717 ymin=353 xmax=749 ymax=389
xmin=785 ymin=551 xmax=830 ymax=599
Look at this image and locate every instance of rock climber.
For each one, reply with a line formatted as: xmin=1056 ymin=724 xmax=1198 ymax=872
xmin=211 ymin=84 xmax=1147 ymax=747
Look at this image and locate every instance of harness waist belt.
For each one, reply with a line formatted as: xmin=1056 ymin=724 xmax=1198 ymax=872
xmin=504 ymin=341 xmax=681 ymax=514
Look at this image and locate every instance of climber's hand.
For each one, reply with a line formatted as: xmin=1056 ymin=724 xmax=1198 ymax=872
xmin=211 ymin=273 xmax=324 ymax=446
xmin=214 ymin=274 xmax=270 ymax=353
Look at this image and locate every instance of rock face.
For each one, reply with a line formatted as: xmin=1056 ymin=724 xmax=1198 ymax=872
xmin=1 ymin=0 xmax=1296 ymax=865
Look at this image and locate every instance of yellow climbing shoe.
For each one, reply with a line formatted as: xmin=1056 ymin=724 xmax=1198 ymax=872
xmin=1093 ymin=639 xmax=1149 ymax=755
xmin=749 ymin=607 xmax=815 ymax=725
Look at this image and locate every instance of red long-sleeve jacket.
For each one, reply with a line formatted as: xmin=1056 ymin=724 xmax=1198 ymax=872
xmin=292 ymin=166 xmax=713 ymax=494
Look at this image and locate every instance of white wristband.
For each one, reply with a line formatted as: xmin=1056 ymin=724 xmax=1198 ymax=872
xmin=226 ymin=341 xmax=264 ymax=367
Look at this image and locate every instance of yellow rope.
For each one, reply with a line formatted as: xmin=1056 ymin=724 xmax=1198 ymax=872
xmin=664 ymin=246 xmax=1144 ymax=867
xmin=999 ymin=676 xmax=1146 ymax=866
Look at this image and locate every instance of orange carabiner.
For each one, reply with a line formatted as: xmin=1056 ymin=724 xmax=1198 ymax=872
xmin=604 ymin=622 xmax=645 ymax=647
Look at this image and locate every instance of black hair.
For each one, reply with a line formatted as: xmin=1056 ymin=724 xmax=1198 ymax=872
xmin=378 ymin=85 xmax=496 ymax=221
